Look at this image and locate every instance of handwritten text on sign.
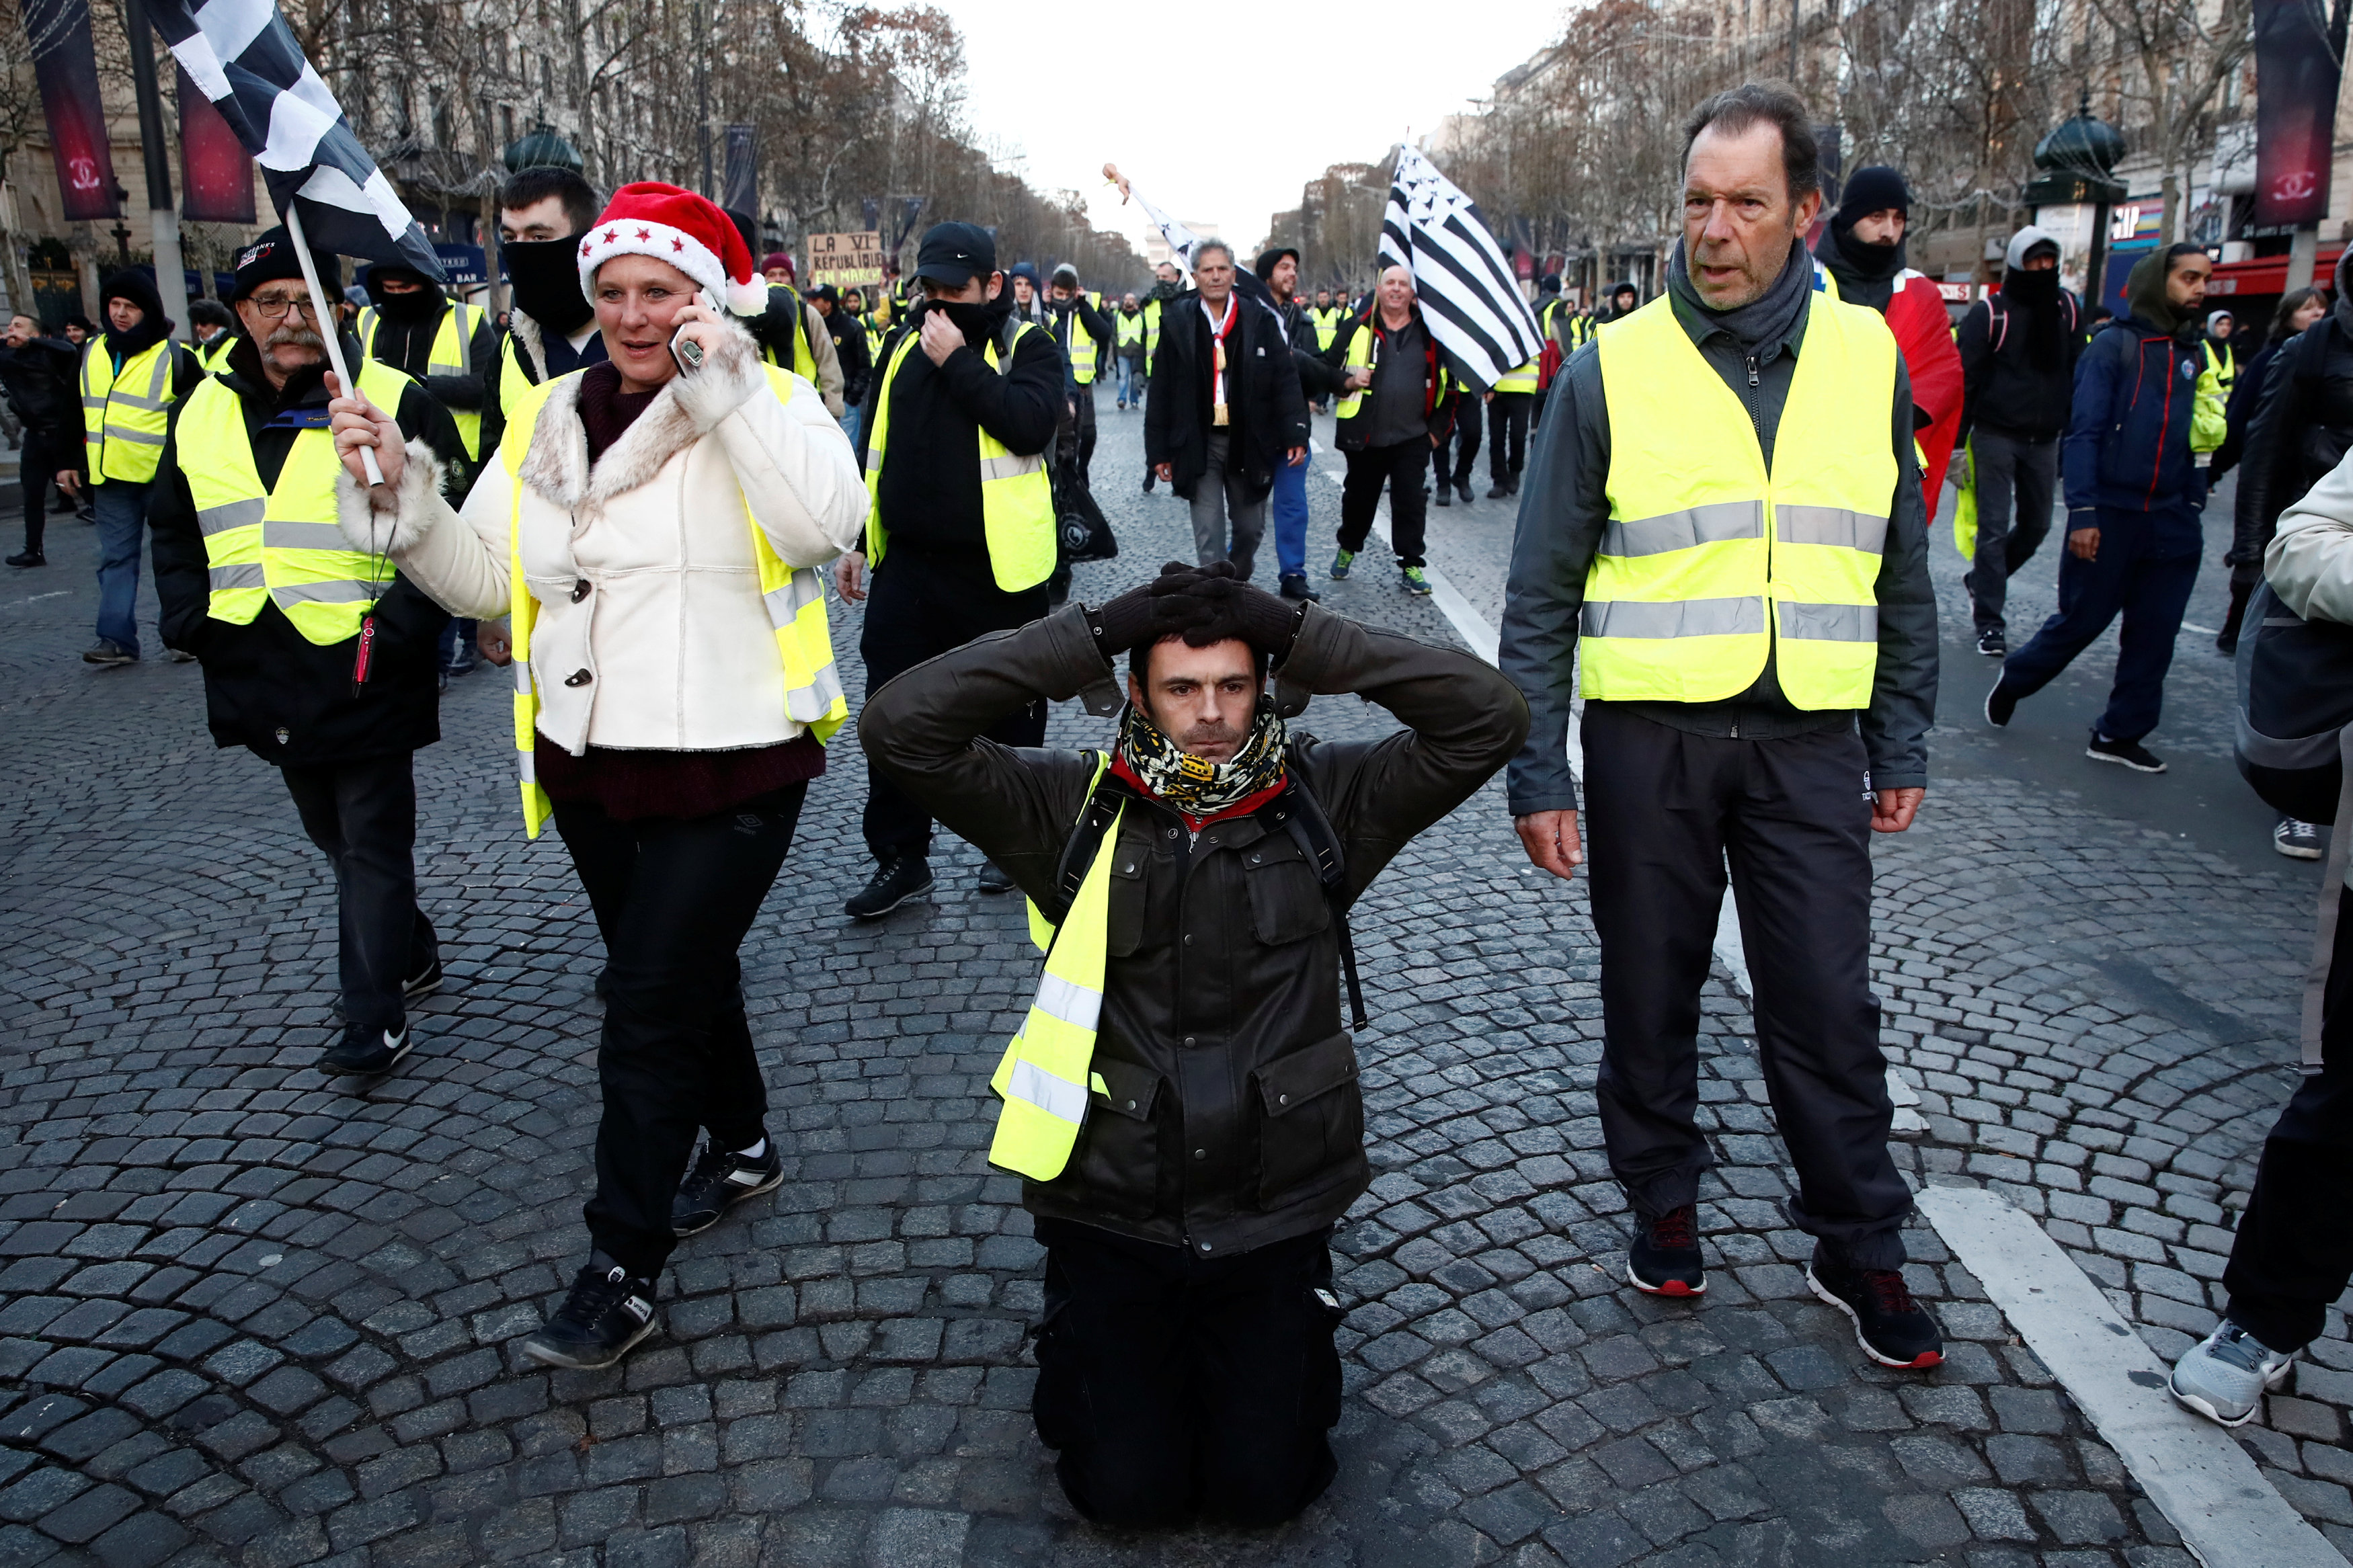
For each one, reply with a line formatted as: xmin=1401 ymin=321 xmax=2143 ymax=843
xmin=807 ymin=232 xmax=885 ymax=288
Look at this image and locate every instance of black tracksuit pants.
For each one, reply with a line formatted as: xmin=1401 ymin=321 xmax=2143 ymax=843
xmin=1031 ymin=1218 xmax=1341 ymax=1528
xmin=18 ymin=425 xmax=71 ymax=555
xmin=860 ymin=548 xmax=1049 ymax=863
xmin=1488 ymin=391 xmax=1533 ymax=485
xmin=1337 ymin=440 xmax=1433 ymax=569
xmin=280 ymin=753 xmax=438 ymax=1036
xmin=1434 ymin=407 xmax=1480 ymax=492
xmin=1582 ymin=704 xmax=1911 ymax=1269
xmin=553 ymin=782 xmax=805 ymax=1278
xmin=2225 ymin=885 xmax=2353 ymax=1353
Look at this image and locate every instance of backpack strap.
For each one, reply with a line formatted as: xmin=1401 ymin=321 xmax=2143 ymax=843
xmin=1271 ymin=775 xmax=1371 ymax=1031
xmin=1985 ymin=295 xmax=2008 ymax=355
xmin=1035 ymin=753 xmax=1129 ymax=934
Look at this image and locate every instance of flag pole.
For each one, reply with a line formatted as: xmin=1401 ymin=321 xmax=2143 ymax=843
xmin=284 ymin=202 xmax=384 ymax=487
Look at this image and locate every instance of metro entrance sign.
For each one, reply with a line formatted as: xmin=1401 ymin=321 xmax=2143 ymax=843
xmin=807 ymin=231 xmax=885 ymax=290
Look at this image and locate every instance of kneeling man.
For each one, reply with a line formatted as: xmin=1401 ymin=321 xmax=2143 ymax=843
xmin=861 ymin=564 xmax=1526 ymax=1526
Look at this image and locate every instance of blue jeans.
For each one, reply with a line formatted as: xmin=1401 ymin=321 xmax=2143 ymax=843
xmin=1117 ymin=358 xmax=1143 ymax=408
xmin=1270 ymin=450 xmax=1310 ymax=581
xmin=838 ymin=404 xmax=863 ymax=450
xmin=1998 ymin=505 xmax=2202 ymax=742
xmin=93 ymin=479 xmax=151 ymax=656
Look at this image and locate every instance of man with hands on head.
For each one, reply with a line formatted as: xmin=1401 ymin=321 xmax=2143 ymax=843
xmin=859 ymin=562 xmax=1527 ymax=1529
xmin=1499 ymin=83 xmax=1942 ymax=1372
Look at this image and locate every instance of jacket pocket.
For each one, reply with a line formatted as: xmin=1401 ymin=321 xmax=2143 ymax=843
xmin=1243 ymin=836 xmax=1331 ymax=946
xmin=1106 ymin=847 xmax=1151 ymax=957
xmin=1252 ymin=1031 xmax=1361 ymax=1208
xmin=1056 ymin=1055 xmax=1162 ymax=1222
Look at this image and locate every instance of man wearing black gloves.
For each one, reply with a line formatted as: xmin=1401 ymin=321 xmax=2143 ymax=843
xmin=838 ymin=222 xmax=1064 ymax=917
xmin=859 ymin=564 xmax=1527 ymax=1528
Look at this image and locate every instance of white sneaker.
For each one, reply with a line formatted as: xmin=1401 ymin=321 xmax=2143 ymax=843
xmin=2169 ymin=1319 xmax=2295 ymax=1426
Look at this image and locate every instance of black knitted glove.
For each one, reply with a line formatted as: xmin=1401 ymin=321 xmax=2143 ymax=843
xmin=1158 ymin=562 xmax=1307 ymax=659
xmin=1089 ymin=562 xmax=1199 ymax=658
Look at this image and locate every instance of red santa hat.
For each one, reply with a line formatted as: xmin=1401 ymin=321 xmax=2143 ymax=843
xmin=575 ymin=182 xmax=767 ymax=315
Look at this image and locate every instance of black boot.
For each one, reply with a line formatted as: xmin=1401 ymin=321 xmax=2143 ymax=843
xmin=846 ymin=856 xmax=934 ymax=919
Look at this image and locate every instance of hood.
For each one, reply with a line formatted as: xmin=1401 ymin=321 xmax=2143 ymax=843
xmin=2122 ymin=250 xmax=2197 ymax=340
xmin=2005 ymin=226 xmax=2061 ymax=273
xmin=98 ymin=270 xmax=173 ymax=359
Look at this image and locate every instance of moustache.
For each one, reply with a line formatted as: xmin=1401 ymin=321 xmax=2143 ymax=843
xmin=266 ymin=324 xmax=324 ymax=351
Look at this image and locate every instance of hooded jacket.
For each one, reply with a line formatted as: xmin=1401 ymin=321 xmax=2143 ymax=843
xmin=2062 ymin=250 xmax=2206 ymax=522
xmin=2229 ymin=247 xmax=2353 ymax=585
xmin=1956 ymin=228 xmax=2083 ymax=444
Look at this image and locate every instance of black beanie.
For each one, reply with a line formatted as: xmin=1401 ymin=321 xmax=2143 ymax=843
xmin=1836 ymin=165 xmax=1910 ymax=225
xmin=1254 ymin=245 xmax=1300 ymax=280
xmin=98 ymin=270 xmax=172 ymax=358
xmin=231 ymin=227 xmax=340 ymax=302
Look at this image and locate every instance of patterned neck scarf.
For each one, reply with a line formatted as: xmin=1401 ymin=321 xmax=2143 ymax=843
xmin=1117 ymin=697 xmax=1287 ymax=819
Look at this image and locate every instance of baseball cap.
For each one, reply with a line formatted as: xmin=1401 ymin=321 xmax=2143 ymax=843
xmin=914 ymin=222 xmax=994 ymax=288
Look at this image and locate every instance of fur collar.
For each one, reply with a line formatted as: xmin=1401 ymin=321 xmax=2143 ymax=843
xmin=509 ymin=308 xmax=549 ymax=382
xmin=514 ymin=315 xmax=762 ymax=512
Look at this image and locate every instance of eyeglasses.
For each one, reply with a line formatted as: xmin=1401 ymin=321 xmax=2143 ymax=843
xmin=246 ymin=294 xmax=317 ymax=319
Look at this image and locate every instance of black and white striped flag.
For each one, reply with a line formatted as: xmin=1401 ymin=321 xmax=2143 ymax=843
xmin=145 ymin=0 xmax=444 ymax=279
xmin=1380 ymin=146 xmax=1542 ymax=391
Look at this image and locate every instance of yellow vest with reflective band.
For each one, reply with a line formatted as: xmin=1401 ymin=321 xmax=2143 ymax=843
xmin=863 ymin=323 xmax=1055 ymax=593
xmin=1332 ymin=319 xmax=1451 ymax=421
xmin=81 ymin=336 xmax=180 ymax=483
xmin=196 ymin=335 xmax=236 ymax=374
xmin=1115 ymin=311 xmax=1146 ymax=351
xmin=1310 ymin=305 xmax=1341 ymax=350
xmin=1060 ymin=306 xmax=1097 ymax=386
xmin=175 ymin=356 xmax=414 ymax=646
xmin=498 ymin=366 xmax=847 ymax=837
xmin=760 ymin=287 xmax=818 ymax=381
xmin=360 ymin=300 xmax=487 ymax=460
xmin=990 ymin=756 xmax=1119 ymax=1181
xmin=2193 ymin=339 xmax=2234 ymax=455
xmin=1143 ymin=297 xmax=1164 ymax=370
xmin=1585 ymin=293 xmax=1896 ymax=709
xmin=1494 ymin=356 xmax=1539 ymax=394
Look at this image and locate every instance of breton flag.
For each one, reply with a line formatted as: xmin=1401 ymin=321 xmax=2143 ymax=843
xmin=1380 ymin=145 xmax=1542 ymax=392
xmin=144 ymin=0 xmax=444 ymax=279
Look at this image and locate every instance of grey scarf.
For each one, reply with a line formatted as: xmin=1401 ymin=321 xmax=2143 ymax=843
xmin=1665 ymin=235 xmax=1815 ymax=356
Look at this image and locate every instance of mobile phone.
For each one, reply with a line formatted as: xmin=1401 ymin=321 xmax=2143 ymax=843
xmin=670 ymin=288 xmax=719 ymax=374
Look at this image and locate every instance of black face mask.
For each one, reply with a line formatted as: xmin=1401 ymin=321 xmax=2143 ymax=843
xmin=934 ymin=298 xmax=994 ymax=339
xmin=370 ymin=282 xmax=440 ymax=323
xmin=502 ymin=235 xmax=594 ymax=335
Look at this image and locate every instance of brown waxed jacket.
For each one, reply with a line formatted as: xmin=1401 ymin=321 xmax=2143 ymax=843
xmin=859 ymin=603 xmax=1529 ymax=1257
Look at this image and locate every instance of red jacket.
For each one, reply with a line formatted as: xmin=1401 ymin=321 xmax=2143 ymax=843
xmin=1884 ymin=272 xmax=1964 ymax=502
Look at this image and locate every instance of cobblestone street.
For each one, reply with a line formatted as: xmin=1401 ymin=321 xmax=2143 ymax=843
xmin=0 ymin=401 xmax=2344 ymax=1568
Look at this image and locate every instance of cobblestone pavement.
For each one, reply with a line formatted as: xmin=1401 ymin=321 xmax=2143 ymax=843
xmin=0 ymin=399 xmax=2334 ymax=1568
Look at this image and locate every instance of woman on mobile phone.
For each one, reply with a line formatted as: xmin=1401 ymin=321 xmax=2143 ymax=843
xmin=327 ymin=183 xmax=866 ymax=1371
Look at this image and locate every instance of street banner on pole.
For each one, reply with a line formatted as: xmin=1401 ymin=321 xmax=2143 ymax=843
xmin=807 ymin=232 xmax=885 ymax=290
xmin=24 ymin=0 xmax=119 ymax=222
xmin=2254 ymin=0 xmax=2341 ymax=226
xmin=176 ymin=63 xmax=255 ymax=224
xmin=721 ymin=124 xmax=758 ymax=256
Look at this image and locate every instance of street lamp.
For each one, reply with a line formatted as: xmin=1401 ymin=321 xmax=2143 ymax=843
xmin=2022 ymin=92 xmax=2128 ymax=312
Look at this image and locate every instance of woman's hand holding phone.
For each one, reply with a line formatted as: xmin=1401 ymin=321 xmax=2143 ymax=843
xmin=670 ymin=298 xmax=721 ymax=374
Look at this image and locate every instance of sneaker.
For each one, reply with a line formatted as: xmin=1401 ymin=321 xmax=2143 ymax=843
xmin=2169 ymin=1319 xmax=2295 ymax=1426
xmin=978 ymin=858 xmax=1016 ymax=894
xmin=1329 ymin=548 xmax=1354 ymax=581
xmin=1808 ymin=1255 xmax=1943 ymax=1368
xmin=2275 ymin=817 xmax=2325 ymax=860
xmin=319 ymin=1020 xmax=411 ymax=1077
xmin=1976 ymin=628 xmax=2005 ymax=657
xmin=403 ymin=955 xmax=444 ymax=1003
xmin=1278 ymin=573 xmax=1321 ymax=603
xmin=1400 ymin=566 xmax=1433 ymax=596
xmin=1457 ymin=481 xmax=1475 ymax=505
xmin=518 ymin=1256 xmax=659 ymax=1370
xmin=672 ymin=1141 xmax=785 ymax=1237
xmin=1434 ymin=485 xmax=1451 ymax=508
xmin=845 ymin=856 xmax=934 ymax=919
xmin=1506 ymin=474 xmax=1521 ymax=496
xmin=81 ymin=638 xmax=136 ymax=666
xmin=1626 ymin=1204 xmax=1706 ymax=1297
xmin=2087 ymin=734 xmax=2166 ymax=773
xmin=5 ymin=550 xmax=41 ymax=568
xmin=1984 ymin=677 xmax=2017 ymax=728
xmin=165 ymin=649 xmax=197 ymax=663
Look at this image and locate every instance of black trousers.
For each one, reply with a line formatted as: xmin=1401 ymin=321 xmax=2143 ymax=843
xmin=2225 ymin=885 xmax=2353 ymax=1352
xmin=1434 ymin=407 xmax=1480 ymax=490
xmin=19 ymin=425 xmax=71 ymax=554
xmin=1337 ymin=440 xmax=1432 ymax=568
xmin=1071 ymin=382 xmax=1097 ymax=486
xmin=1031 ymin=1218 xmax=1341 ymax=1528
xmin=1488 ymin=391 xmax=1533 ymax=483
xmin=280 ymin=754 xmax=438 ymax=1035
xmin=554 ymin=783 xmax=805 ymax=1278
xmin=860 ymin=549 xmax=1049 ymax=862
xmin=1964 ymin=429 xmax=2059 ymax=637
xmin=1581 ymin=705 xmax=1911 ymax=1268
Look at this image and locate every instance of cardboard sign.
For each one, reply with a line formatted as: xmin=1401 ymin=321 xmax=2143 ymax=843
xmin=807 ymin=231 xmax=885 ymax=289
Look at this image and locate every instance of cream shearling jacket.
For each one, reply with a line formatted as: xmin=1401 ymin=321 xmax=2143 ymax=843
xmin=339 ymin=315 xmax=865 ymax=755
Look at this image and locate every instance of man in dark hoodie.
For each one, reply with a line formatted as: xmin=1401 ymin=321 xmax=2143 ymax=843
xmin=78 ymin=270 xmax=204 ymax=665
xmin=356 ymin=261 xmax=501 ymax=465
xmin=1987 ymin=243 xmax=2212 ymax=774
xmin=2 ymin=312 xmax=84 ymax=568
xmin=1954 ymin=226 xmax=2081 ymax=657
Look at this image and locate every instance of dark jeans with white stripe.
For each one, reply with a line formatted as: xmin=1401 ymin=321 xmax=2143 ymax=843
xmin=555 ymin=783 xmax=805 ymax=1277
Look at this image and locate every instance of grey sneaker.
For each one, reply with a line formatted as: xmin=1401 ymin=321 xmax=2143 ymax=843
xmin=2169 ymin=1319 xmax=2295 ymax=1426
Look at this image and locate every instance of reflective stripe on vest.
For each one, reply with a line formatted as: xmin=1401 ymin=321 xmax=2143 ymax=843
xmin=863 ymin=323 xmax=1055 ymax=593
xmin=497 ymin=365 xmax=846 ymax=837
xmin=990 ymin=762 xmax=1119 ymax=1182
xmin=1143 ymin=298 xmax=1162 ymax=370
xmin=1585 ymin=293 xmax=1895 ymax=709
xmin=81 ymin=336 xmax=177 ymax=483
xmin=1494 ymin=356 xmax=1539 ymax=394
xmin=174 ymin=356 xmax=413 ymax=643
xmin=1116 ymin=311 xmax=1146 ymax=349
xmin=1062 ymin=308 xmax=1097 ymax=385
xmin=1310 ymin=305 xmax=1341 ymax=350
xmin=363 ymin=300 xmax=485 ymax=458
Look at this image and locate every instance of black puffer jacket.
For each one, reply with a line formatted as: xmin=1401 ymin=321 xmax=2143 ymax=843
xmin=2231 ymin=317 xmax=2353 ymax=587
xmin=1144 ymin=289 xmax=1308 ymax=502
xmin=860 ymin=603 xmax=1529 ymax=1255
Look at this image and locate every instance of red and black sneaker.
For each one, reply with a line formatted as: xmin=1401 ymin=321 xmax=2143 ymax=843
xmin=1808 ymin=1256 xmax=1944 ymax=1368
xmin=1627 ymin=1204 xmax=1706 ymax=1296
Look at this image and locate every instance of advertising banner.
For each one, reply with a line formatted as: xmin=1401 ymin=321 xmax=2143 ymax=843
xmin=26 ymin=0 xmax=118 ymax=222
xmin=177 ymin=63 xmax=255 ymax=223
xmin=2254 ymin=0 xmax=2340 ymax=226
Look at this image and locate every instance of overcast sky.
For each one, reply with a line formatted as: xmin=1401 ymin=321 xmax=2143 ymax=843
xmin=924 ymin=1 xmax=1562 ymax=265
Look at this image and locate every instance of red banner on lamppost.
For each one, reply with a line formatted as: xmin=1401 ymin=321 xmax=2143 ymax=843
xmin=2254 ymin=0 xmax=2342 ymax=226
xmin=177 ymin=63 xmax=255 ymax=223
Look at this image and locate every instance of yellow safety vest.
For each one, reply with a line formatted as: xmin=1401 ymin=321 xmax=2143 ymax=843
xmin=1494 ymin=356 xmax=1539 ymax=395
xmin=1332 ymin=319 xmax=1451 ymax=423
xmin=1143 ymin=298 xmax=1164 ymax=372
xmin=499 ymin=366 xmax=845 ymax=836
xmin=175 ymin=356 xmax=414 ymax=646
xmin=863 ymin=322 xmax=1055 ymax=593
xmin=2193 ymin=339 xmax=2234 ymax=456
xmin=1115 ymin=311 xmax=1146 ymax=351
xmin=360 ymin=299 xmax=486 ymax=459
xmin=1060 ymin=306 xmax=1097 ymax=386
xmin=1585 ymin=293 xmax=1896 ymax=709
xmin=81 ymin=336 xmax=181 ymax=483
xmin=990 ymin=756 xmax=1119 ymax=1180
xmin=760 ymin=286 xmax=818 ymax=381
xmin=196 ymin=335 xmax=237 ymax=374
xmin=1310 ymin=306 xmax=1341 ymax=351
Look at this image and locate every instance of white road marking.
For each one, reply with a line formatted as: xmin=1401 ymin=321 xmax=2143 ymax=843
xmin=1 ymin=590 xmax=67 ymax=611
xmin=2180 ymin=622 xmax=2221 ymax=637
xmin=1917 ymin=1185 xmax=2349 ymax=1568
